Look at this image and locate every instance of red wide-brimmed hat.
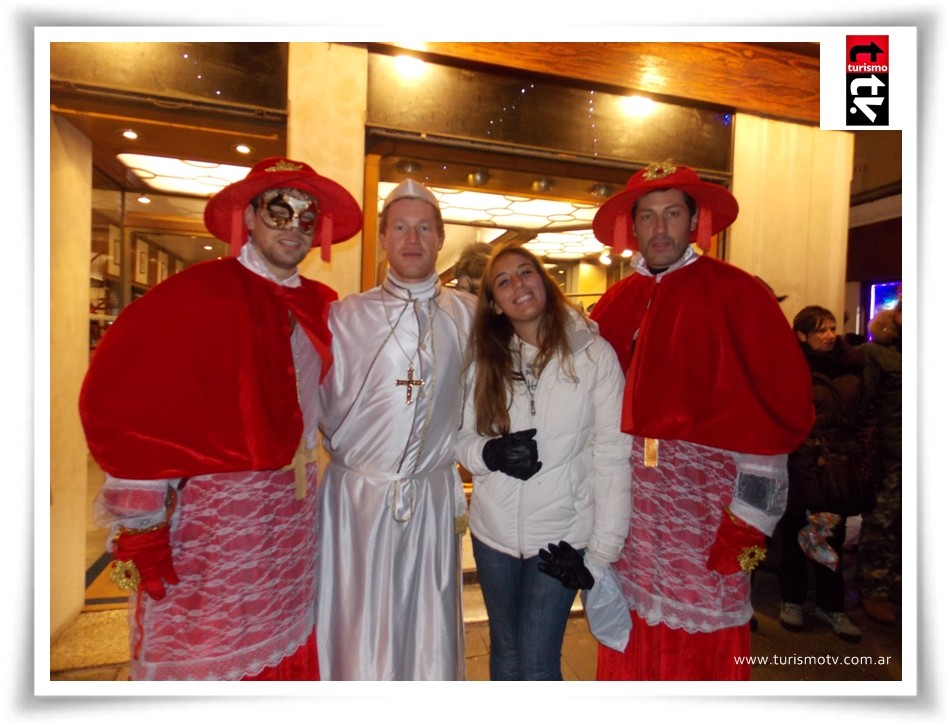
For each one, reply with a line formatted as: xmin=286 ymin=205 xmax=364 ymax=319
xmin=204 ymin=157 xmax=362 ymax=260
xmin=592 ymin=160 xmax=739 ymax=254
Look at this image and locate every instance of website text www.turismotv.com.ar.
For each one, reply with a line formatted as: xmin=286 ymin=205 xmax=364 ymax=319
xmin=735 ymin=653 xmax=894 ymax=667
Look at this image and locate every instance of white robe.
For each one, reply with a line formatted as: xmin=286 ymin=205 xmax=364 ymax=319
xmin=315 ymin=273 xmax=475 ymax=680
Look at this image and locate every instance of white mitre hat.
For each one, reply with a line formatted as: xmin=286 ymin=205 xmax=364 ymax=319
xmin=381 ymin=179 xmax=441 ymax=216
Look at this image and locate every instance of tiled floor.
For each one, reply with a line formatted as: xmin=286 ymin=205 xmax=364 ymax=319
xmin=51 ymin=562 xmax=902 ymax=683
xmin=52 ymin=532 xmax=593 ymax=681
xmin=48 ymin=596 xmax=594 ymax=682
xmin=64 ymin=469 xmax=595 ymax=681
xmin=57 ymin=463 xmax=901 ymax=683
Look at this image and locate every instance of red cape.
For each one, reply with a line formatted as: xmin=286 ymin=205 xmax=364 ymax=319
xmin=79 ymin=258 xmax=336 ymax=479
xmin=591 ymin=256 xmax=813 ymax=455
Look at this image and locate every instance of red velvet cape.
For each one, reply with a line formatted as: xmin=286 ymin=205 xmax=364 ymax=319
xmin=591 ymin=256 xmax=813 ymax=455
xmin=79 ymin=258 xmax=337 ymax=479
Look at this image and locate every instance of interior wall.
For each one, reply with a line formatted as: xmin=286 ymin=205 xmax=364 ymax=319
xmin=50 ymin=114 xmax=93 ymax=639
xmin=575 ymin=261 xmax=609 ymax=312
xmin=730 ymin=114 xmax=854 ymax=325
xmin=851 ymin=129 xmax=902 ymax=199
xmin=288 ymin=42 xmax=368 ymax=298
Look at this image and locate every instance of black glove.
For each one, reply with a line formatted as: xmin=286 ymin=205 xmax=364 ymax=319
xmin=537 ymin=540 xmax=594 ymax=590
xmin=482 ymin=428 xmax=542 ymax=481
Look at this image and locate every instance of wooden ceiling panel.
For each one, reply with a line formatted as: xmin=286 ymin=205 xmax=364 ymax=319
xmin=375 ymin=42 xmax=821 ymax=125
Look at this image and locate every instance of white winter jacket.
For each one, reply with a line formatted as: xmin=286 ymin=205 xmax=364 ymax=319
xmin=457 ymin=311 xmax=632 ymax=566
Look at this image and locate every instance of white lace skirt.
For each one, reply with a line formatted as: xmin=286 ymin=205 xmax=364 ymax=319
xmin=128 ymin=465 xmax=319 ymax=680
xmin=612 ymin=437 xmax=752 ymax=633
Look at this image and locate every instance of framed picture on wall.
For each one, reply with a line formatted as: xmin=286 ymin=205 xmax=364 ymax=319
xmin=134 ymin=238 xmax=149 ymax=286
xmin=107 ymin=225 xmax=121 ymax=277
xmin=157 ymin=251 xmax=168 ymax=283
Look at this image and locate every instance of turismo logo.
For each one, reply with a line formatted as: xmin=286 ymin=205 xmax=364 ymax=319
xmin=846 ymin=35 xmax=889 ymax=126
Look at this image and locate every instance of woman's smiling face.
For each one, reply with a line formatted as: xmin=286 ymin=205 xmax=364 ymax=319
xmin=489 ymin=251 xmax=548 ymax=336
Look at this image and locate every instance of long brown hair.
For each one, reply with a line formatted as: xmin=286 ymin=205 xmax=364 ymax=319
xmin=468 ymin=241 xmax=578 ymax=436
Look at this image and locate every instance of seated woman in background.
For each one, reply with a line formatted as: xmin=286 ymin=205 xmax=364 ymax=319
xmin=456 ymin=240 xmax=632 ymax=680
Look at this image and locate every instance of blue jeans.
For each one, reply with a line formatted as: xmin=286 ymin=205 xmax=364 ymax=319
xmin=471 ymin=535 xmax=579 ymax=680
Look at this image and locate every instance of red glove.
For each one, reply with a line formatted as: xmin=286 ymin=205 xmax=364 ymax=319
xmin=110 ymin=524 xmax=179 ymax=600
xmin=706 ymin=508 xmax=767 ymax=575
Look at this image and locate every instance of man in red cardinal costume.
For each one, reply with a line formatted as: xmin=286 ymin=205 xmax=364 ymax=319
xmin=589 ymin=160 xmax=814 ymax=680
xmin=79 ymin=157 xmax=361 ymax=680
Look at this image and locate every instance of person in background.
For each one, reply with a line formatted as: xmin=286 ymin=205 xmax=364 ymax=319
xmin=315 ymin=179 xmax=475 ymax=680
xmin=844 ymin=332 xmax=868 ymax=349
xmin=776 ymin=305 xmax=871 ymax=644
xmin=589 ymin=160 xmax=814 ymax=680
xmin=453 ymin=241 xmax=493 ymax=295
xmin=79 ymin=157 xmax=362 ymax=680
xmin=856 ymin=299 xmax=902 ymax=625
xmin=456 ymin=240 xmax=632 ymax=680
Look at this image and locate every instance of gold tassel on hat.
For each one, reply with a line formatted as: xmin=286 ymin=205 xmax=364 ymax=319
xmin=643 ymin=159 xmax=677 ymax=180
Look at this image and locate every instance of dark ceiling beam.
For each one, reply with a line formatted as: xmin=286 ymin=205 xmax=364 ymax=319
xmin=375 ymin=42 xmax=820 ymax=126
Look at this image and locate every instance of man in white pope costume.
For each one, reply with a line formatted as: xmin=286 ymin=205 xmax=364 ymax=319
xmin=316 ymin=180 xmax=476 ymax=679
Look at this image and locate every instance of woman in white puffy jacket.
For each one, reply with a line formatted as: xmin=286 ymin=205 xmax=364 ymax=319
xmin=457 ymin=240 xmax=632 ymax=680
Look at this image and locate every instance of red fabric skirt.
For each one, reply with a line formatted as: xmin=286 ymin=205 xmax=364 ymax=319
xmin=241 ymin=629 xmax=319 ymax=681
xmin=597 ymin=610 xmax=750 ymax=680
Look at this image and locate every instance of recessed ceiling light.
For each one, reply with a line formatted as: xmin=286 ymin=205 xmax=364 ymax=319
xmin=232 ymin=144 xmax=253 ymax=155
xmin=395 ymin=160 xmax=421 ymax=175
xmin=394 ymin=55 xmax=426 ymax=79
xmin=619 ymin=95 xmax=656 ymax=117
xmin=467 ymin=170 xmax=490 ymax=187
xmin=120 ymin=129 xmax=139 ymax=141
xmin=136 ymin=195 xmax=150 ymax=204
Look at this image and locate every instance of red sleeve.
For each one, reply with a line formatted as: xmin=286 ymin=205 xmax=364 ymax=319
xmin=79 ymin=260 xmax=305 ymax=479
xmin=602 ymin=258 xmax=814 ymax=454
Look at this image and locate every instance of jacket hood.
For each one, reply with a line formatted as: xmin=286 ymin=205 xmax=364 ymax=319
xmin=566 ymin=307 xmax=598 ymax=355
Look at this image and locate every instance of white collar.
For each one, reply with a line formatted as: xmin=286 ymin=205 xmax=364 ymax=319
xmin=633 ymin=245 xmax=699 ymax=279
xmin=382 ymin=270 xmax=439 ymax=301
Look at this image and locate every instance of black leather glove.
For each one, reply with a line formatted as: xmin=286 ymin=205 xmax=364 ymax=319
xmin=537 ymin=540 xmax=594 ymax=590
xmin=482 ymin=428 xmax=542 ymax=481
